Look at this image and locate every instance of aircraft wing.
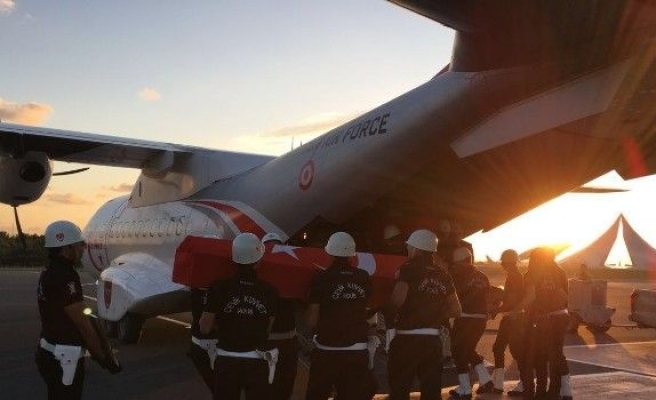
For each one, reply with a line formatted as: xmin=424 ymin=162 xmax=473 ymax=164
xmin=0 ymin=122 xmax=191 ymax=169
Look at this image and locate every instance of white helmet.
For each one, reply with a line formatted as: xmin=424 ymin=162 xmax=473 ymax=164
xmin=262 ymin=232 xmax=283 ymax=244
xmin=325 ymin=232 xmax=356 ymax=257
xmin=383 ymin=224 xmax=401 ymax=240
xmin=453 ymin=247 xmax=473 ymax=264
xmin=406 ymin=229 xmax=437 ymax=252
xmin=44 ymin=221 xmax=85 ymax=248
xmin=232 ymin=232 xmax=265 ymax=265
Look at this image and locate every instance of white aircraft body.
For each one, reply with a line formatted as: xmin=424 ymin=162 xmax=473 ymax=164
xmin=3 ymin=1 xmax=656 ymax=342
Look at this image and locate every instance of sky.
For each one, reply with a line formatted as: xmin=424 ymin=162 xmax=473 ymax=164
xmin=2 ymin=1 xmax=656 ymax=263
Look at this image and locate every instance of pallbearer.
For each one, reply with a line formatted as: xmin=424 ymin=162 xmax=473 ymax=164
xmin=200 ymin=233 xmax=279 ymax=400
xmin=386 ymin=229 xmax=461 ymax=400
xmin=305 ymin=232 xmax=373 ymax=400
xmin=262 ymin=232 xmax=300 ymax=400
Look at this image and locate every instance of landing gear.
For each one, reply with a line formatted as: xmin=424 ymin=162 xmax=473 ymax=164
xmin=100 ymin=318 xmax=118 ymax=338
xmin=589 ymin=320 xmax=612 ymax=333
xmin=117 ymin=313 xmax=145 ymax=344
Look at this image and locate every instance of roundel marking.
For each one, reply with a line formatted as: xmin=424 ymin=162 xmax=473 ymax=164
xmin=298 ymin=160 xmax=315 ymax=191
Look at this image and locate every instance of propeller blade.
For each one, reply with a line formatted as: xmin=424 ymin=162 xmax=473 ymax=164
xmin=13 ymin=206 xmax=27 ymax=251
xmin=570 ymin=186 xmax=628 ymax=194
xmin=53 ymin=167 xmax=90 ymax=176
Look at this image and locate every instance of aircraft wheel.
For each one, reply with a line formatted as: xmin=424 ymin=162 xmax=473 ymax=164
xmin=589 ymin=320 xmax=612 ymax=333
xmin=117 ymin=313 xmax=145 ymax=344
xmin=100 ymin=318 xmax=118 ymax=338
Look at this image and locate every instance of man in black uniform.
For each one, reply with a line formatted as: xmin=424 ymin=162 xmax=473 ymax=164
xmin=188 ymin=286 xmax=217 ymax=396
xmin=35 ymin=220 xmax=121 ymax=399
xmin=200 ymin=232 xmax=279 ymax=400
xmin=386 ymin=229 xmax=461 ymax=400
xmin=490 ymin=249 xmax=526 ymax=395
xmin=435 ymin=219 xmax=474 ymax=265
xmin=305 ymin=231 xmax=373 ymax=400
xmin=448 ymin=247 xmax=493 ymax=399
xmin=521 ymin=247 xmax=572 ymax=400
xmin=262 ymin=232 xmax=300 ymax=400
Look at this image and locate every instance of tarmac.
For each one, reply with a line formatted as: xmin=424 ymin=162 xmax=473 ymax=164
xmin=2 ymin=268 xmax=655 ymax=399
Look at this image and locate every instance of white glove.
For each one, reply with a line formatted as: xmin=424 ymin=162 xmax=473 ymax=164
xmin=385 ymin=329 xmax=396 ymax=353
xmin=368 ymin=335 xmax=381 ymax=349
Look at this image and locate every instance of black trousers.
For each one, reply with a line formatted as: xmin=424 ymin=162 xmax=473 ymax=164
xmin=188 ymin=341 xmax=215 ymax=397
xmin=305 ymin=349 xmax=370 ymax=400
xmin=545 ymin=313 xmax=570 ymax=396
xmin=269 ymin=337 xmax=299 ymax=400
xmin=452 ymin=317 xmax=487 ymax=374
xmin=214 ymin=356 xmax=272 ymax=400
xmin=492 ymin=315 xmax=525 ymax=368
xmin=388 ymin=335 xmax=443 ymax=400
xmin=35 ymin=347 xmax=85 ymax=400
xmin=520 ymin=317 xmax=550 ymax=397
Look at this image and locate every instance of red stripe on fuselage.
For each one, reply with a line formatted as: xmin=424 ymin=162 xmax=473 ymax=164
xmin=190 ymin=200 xmax=267 ymax=238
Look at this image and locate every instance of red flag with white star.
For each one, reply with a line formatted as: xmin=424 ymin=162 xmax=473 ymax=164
xmin=173 ymin=236 xmax=404 ymax=309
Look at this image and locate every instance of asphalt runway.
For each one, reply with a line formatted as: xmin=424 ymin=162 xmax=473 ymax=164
xmin=2 ymin=268 xmax=655 ymax=399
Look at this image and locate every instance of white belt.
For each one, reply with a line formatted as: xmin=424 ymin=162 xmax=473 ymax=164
xmin=40 ymin=338 xmax=83 ymax=386
xmin=192 ymin=336 xmax=218 ymax=370
xmin=313 ymin=336 xmax=368 ymax=351
xmin=548 ymin=309 xmax=569 ymax=317
xmin=268 ymin=329 xmax=297 ymax=341
xmin=460 ymin=313 xmax=488 ymax=319
xmin=501 ymin=311 xmax=524 ymax=317
xmin=216 ymin=347 xmax=279 ymax=384
xmin=397 ymin=328 xmax=441 ymax=336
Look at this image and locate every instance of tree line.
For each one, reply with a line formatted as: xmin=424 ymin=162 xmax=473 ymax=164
xmin=0 ymin=232 xmax=47 ymax=267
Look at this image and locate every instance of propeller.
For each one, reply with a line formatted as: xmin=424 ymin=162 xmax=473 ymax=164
xmin=8 ymin=166 xmax=90 ymax=261
xmin=53 ymin=167 xmax=90 ymax=176
xmin=12 ymin=206 xmax=27 ymax=251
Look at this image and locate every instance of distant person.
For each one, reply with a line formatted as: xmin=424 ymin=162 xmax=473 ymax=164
xmin=448 ymin=247 xmax=494 ymax=398
xmin=382 ymin=224 xmax=406 ymax=255
xmin=200 ymin=233 xmax=279 ymax=400
xmin=386 ymin=229 xmax=461 ymax=400
xmin=435 ymin=219 xmax=474 ymax=265
xmin=490 ymin=249 xmax=526 ymax=395
xmin=575 ymin=263 xmax=592 ymax=281
xmin=520 ymin=247 xmax=572 ymax=400
xmin=36 ymin=221 xmax=121 ymax=399
xmin=305 ymin=232 xmax=373 ymax=400
xmin=262 ymin=232 xmax=300 ymax=400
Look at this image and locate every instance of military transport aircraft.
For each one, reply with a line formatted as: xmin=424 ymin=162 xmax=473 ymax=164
xmin=3 ymin=0 xmax=656 ymax=342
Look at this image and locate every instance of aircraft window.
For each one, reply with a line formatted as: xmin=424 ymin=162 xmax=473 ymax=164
xmin=168 ymin=218 xmax=176 ymax=237
xmin=159 ymin=219 xmax=168 ymax=237
xmin=153 ymin=218 xmax=166 ymax=237
xmin=150 ymin=219 xmax=158 ymax=237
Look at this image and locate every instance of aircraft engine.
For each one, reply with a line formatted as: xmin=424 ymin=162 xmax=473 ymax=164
xmin=0 ymin=151 xmax=52 ymax=206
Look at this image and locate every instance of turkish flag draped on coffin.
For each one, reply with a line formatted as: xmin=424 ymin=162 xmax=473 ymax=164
xmin=173 ymin=236 xmax=405 ymax=309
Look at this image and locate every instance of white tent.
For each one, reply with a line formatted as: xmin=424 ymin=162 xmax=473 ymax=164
xmin=559 ymin=214 xmax=656 ymax=269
